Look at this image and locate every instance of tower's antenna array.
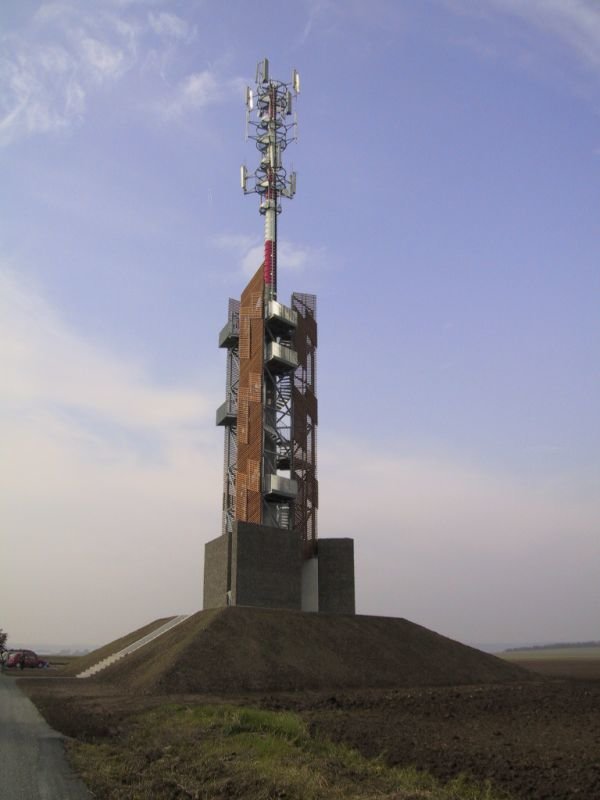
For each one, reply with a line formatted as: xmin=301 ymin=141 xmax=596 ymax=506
xmin=241 ymin=58 xmax=300 ymax=301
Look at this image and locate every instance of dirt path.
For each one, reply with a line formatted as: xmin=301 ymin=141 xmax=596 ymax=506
xmin=0 ymin=675 xmax=91 ymax=799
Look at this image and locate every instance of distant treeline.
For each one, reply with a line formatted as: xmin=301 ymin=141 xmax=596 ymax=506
xmin=505 ymin=641 xmax=600 ymax=653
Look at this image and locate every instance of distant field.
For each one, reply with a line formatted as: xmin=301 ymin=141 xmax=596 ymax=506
xmin=499 ymin=647 xmax=600 ymax=679
xmin=501 ymin=646 xmax=600 ymax=661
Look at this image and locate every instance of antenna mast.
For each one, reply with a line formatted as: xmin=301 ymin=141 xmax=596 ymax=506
xmin=242 ymin=58 xmax=299 ymax=301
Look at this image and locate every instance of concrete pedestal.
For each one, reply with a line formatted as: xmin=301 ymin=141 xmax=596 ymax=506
xmin=203 ymin=524 xmax=355 ymax=614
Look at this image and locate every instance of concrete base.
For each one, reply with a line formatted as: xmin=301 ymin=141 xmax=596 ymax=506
xmin=232 ymin=522 xmax=302 ymax=609
xmin=204 ymin=522 xmax=302 ymax=611
xmin=317 ymin=538 xmax=355 ymax=614
xmin=301 ymin=557 xmax=319 ymax=612
xmin=203 ymin=524 xmax=355 ymax=615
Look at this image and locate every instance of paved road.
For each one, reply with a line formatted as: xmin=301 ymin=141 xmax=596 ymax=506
xmin=0 ymin=675 xmax=91 ymax=799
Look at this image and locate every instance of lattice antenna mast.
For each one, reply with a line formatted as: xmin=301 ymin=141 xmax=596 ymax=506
xmin=241 ymin=58 xmax=299 ymax=302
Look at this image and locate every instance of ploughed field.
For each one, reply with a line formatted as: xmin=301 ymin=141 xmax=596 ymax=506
xmin=501 ymin=645 xmax=600 ymax=681
xmin=18 ymin=611 xmax=600 ymax=799
xmin=22 ymin=675 xmax=600 ymax=800
xmin=270 ymin=679 xmax=600 ymax=800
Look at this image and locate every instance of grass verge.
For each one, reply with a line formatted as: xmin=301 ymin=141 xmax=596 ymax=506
xmin=68 ymin=703 xmax=511 ymax=800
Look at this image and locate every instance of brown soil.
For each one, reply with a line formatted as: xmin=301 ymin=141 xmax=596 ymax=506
xmin=508 ymin=658 xmax=600 ymax=681
xmin=83 ymin=607 xmax=530 ymax=693
xmin=21 ymin=676 xmax=600 ymax=800
xmin=283 ymin=680 xmax=600 ymax=800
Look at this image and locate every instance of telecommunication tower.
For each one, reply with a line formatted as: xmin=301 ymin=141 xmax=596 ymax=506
xmin=205 ymin=60 xmax=354 ymax=615
xmin=220 ymin=59 xmax=314 ymax=543
xmin=241 ymin=59 xmax=299 ymax=302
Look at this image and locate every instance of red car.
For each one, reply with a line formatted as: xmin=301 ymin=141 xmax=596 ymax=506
xmin=3 ymin=649 xmax=48 ymax=669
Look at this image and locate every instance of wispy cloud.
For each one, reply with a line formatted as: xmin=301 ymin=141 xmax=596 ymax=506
xmin=159 ymin=69 xmax=223 ymax=118
xmin=298 ymin=0 xmax=335 ymax=45
xmin=0 ymin=44 xmax=78 ymax=143
xmin=0 ymin=4 xmax=139 ymax=145
xmin=508 ymin=0 xmax=600 ymax=69
xmin=449 ymin=0 xmax=600 ymax=73
xmin=78 ymin=35 xmax=129 ymax=81
xmin=0 ymin=268 xmax=212 ymax=433
xmin=0 ymin=3 xmax=228 ymax=145
xmin=0 ymin=265 xmax=219 ymax=645
xmin=297 ymin=0 xmax=406 ymax=47
xmin=214 ymin=233 xmax=324 ymax=277
xmin=148 ymin=11 xmax=193 ymax=41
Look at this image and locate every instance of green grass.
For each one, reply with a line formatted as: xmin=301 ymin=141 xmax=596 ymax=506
xmin=501 ymin=646 xmax=600 ymax=661
xmin=68 ymin=704 xmax=511 ymax=800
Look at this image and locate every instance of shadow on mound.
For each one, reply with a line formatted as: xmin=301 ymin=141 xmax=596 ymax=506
xmin=85 ymin=607 xmax=530 ymax=694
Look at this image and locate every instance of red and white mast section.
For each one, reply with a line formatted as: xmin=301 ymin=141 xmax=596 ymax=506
xmin=241 ymin=59 xmax=299 ymax=301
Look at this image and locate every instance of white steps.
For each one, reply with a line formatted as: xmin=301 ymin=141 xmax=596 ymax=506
xmin=76 ymin=614 xmax=189 ymax=678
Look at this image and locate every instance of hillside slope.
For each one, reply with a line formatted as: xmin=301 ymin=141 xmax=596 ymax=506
xmin=89 ymin=607 xmax=529 ymax=693
xmin=60 ymin=617 xmax=175 ymax=677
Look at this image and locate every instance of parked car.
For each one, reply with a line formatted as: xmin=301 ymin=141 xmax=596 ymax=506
xmin=4 ymin=649 xmax=48 ymax=669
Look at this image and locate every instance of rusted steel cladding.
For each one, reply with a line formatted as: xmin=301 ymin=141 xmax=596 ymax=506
xmin=236 ymin=267 xmax=265 ymax=524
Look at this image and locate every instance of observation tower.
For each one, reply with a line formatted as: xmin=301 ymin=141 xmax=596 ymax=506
xmin=203 ymin=60 xmax=355 ymax=614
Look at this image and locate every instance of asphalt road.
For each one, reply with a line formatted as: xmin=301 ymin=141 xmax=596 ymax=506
xmin=0 ymin=675 xmax=91 ymax=799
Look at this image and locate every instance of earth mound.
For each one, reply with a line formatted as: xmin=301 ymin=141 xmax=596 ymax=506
xmin=60 ymin=616 xmax=175 ymax=677
xmin=85 ymin=607 xmax=530 ymax=693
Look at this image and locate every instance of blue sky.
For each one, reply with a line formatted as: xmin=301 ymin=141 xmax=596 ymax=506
xmin=1 ymin=0 xmax=599 ymax=649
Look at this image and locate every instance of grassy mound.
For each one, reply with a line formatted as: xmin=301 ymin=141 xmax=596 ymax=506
xmin=89 ymin=607 xmax=529 ymax=693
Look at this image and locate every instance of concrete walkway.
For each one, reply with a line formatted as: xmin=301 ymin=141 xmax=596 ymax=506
xmin=0 ymin=675 xmax=91 ymax=799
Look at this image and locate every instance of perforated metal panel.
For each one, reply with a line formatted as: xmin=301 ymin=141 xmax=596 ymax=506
xmin=291 ymin=293 xmax=318 ymax=557
xmin=221 ymin=298 xmax=240 ymax=535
